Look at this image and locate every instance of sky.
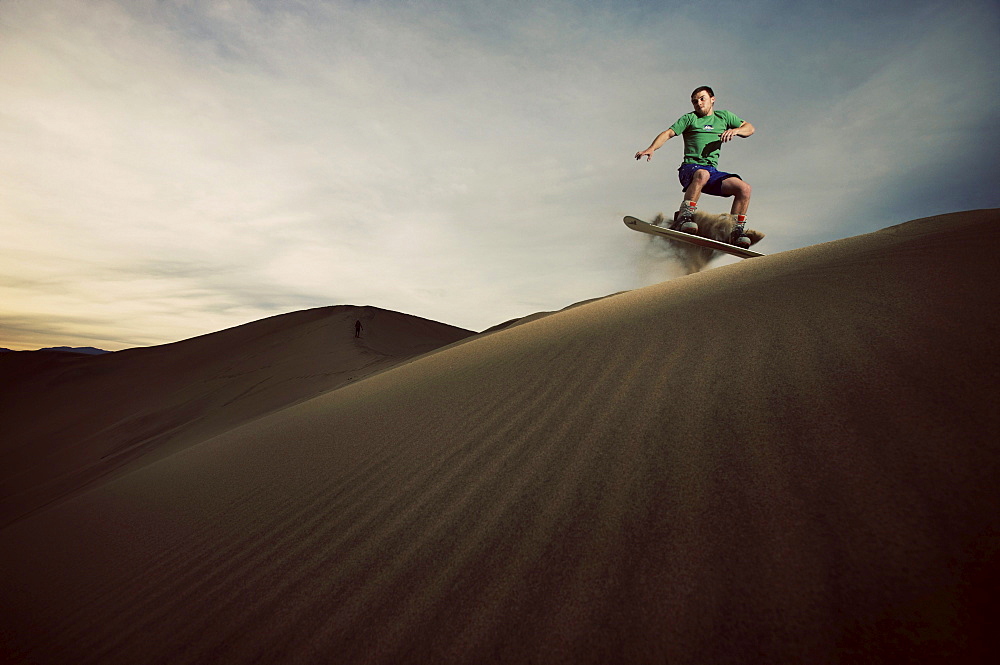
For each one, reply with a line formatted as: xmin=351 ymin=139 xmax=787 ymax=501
xmin=2 ymin=0 xmax=998 ymax=350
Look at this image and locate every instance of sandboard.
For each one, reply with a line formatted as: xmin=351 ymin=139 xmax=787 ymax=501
xmin=624 ymin=215 xmax=765 ymax=259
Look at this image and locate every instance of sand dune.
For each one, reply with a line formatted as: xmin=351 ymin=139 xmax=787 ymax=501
xmin=1 ymin=210 xmax=998 ymax=663
xmin=0 ymin=305 xmax=473 ymax=527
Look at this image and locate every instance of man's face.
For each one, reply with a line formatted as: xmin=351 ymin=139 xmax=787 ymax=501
xmin=691 ymin=91 xmax=715 ymax=117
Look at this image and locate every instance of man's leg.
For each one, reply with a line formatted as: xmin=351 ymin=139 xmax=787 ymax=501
xmin=683 ymin=168 xmax=711 ymax=207
xmin=675 ymin=167 xmax=711 ymax=232
xmin=720 ymin=177 xmax=751 ymax=216
xmin=720 ymin=177 xmax=753 ymax=246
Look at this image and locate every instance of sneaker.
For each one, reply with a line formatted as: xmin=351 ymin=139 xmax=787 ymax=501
xmin=673 ymin=207 xmax=698 ymax=234
xmin=730 ymin=222 xmax=750 ymax=247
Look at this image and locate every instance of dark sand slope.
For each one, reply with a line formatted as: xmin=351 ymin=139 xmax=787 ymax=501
xmin=2 ymin=210 xmax=998 ymax=664
xmin=0 ymin=305 xmax=474 ymax=527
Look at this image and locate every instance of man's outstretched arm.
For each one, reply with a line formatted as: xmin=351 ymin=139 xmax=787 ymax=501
xmin=635 ymin=128 xmax=677 ymax=161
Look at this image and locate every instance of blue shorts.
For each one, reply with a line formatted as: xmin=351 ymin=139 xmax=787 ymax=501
xmin=677 ymin=163 xmax=742 ymax=197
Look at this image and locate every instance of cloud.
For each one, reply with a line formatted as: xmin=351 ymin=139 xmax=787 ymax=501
xmin=780 ymin=2 xmax=1000 ymax=235
xmin=1 ymin=0 xmax=998 ymax=348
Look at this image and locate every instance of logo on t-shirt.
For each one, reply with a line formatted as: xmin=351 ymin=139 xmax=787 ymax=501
xmin=704 ymin=125 xmax=714 ymax=130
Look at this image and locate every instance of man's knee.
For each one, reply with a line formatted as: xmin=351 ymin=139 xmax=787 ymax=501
xmin=691 ymin=168 xmax=711 ymax=184
xmin=728 ymin=179 xmax=751 ymax=198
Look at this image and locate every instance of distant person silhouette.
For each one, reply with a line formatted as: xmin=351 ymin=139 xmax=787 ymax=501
xmin=354 ymin=320 xmax=363 ymax=338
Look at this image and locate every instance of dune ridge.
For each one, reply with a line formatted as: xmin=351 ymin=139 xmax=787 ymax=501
xmin=1 ymin=210 xmax=998 ymax=663
xmin=0 ymin=305 xmax=474 ymax=527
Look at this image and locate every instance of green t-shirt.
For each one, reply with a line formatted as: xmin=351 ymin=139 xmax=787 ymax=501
xmin=669 ymin=110 xmax=744 ymax=167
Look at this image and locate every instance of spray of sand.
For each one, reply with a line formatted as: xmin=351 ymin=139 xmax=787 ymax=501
xmin=638 ymin=211 xmax=765 ymax=276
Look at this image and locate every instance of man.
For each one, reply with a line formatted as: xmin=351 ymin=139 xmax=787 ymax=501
xmin=635 ymin=86 xmax=755 ymax=247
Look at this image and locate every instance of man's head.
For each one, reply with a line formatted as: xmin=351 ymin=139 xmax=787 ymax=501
xmin=691 ymin=86 xmax=715 ymax=117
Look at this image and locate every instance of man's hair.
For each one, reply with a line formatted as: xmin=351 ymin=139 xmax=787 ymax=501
xmin=691 ymin=85 xmax=715 ymax=98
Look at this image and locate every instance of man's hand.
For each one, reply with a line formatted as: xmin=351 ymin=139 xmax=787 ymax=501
xmin=720 ymin=128 xmax=740 ymax=143
xmin=721 ymin=121 xmax=754 ymax=142
xmin=635 ymin=129 xmax=674 ymax=161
